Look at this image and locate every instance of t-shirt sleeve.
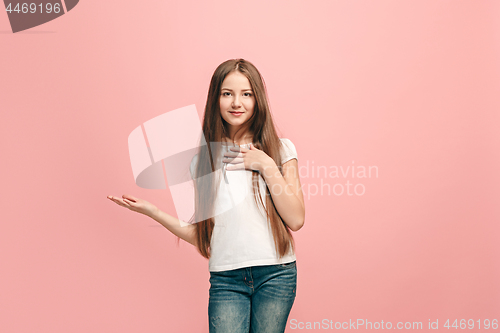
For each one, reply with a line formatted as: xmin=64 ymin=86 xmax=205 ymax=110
xmin=189 ymin=154 xmax=198 ymax=179
xmin=280 ymin=138 xmax=298 ymax=164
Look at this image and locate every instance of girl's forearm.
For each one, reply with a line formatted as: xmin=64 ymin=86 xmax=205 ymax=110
xmin=149 ymin=208 xmax=197 ymax=246
xmin=260 ymin=164 xmax=305 ymax=231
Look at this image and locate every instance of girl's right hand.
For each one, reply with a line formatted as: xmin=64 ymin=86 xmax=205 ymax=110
xmin=107 ymin=194 xmax=158 ymax=218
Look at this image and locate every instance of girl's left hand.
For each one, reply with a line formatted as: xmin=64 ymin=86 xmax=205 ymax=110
xmin=223 ymin=143 xmax=274 ymax=173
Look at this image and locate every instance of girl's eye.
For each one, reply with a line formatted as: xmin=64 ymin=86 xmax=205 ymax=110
xmin=221 ymin=92 xmax=252 ymax=97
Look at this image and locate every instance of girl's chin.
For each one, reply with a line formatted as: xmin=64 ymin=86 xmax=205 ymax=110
xmin=228 ymin=121 xmax=245 ymax=127
xmin=225 ymin=118 xmax=248 ymax=125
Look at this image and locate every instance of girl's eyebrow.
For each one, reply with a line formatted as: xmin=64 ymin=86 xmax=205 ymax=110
xmin=221 ymin=88 xmax=253 ymax=91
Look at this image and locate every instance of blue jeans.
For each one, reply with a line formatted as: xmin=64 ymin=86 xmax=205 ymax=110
xmin=208 ymin=261 xmax=297 ymax=333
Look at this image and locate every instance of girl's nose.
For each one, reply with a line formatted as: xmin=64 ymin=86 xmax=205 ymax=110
xmin=232 ymin=96 xmax=241 ymax=108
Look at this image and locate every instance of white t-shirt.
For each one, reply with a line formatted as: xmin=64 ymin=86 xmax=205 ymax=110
xmin=189 ymin=138 xmax=298 ymax=272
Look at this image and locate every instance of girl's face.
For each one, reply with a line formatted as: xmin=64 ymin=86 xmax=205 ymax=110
xmin=219 ymin=71 xmax=255 ymax=138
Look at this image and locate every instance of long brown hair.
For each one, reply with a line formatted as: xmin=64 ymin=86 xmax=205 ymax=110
xmin=190 ymin=58 xmax=295 ymax=259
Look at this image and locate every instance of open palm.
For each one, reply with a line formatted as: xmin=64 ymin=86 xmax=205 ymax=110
xmin=107 ymin=194 xmax=158 ymax=218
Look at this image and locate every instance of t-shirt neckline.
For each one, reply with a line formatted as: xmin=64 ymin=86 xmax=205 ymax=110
xmin=220 ymin=142 xmax=253 ymax=146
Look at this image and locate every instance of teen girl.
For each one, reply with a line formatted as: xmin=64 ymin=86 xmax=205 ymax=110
xmin=108 ymin=58 xmax=305 ymax=333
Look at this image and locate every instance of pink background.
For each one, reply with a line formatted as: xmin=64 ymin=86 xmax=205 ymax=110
xmin=1 ymin=0 xmax=499 ymax=332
